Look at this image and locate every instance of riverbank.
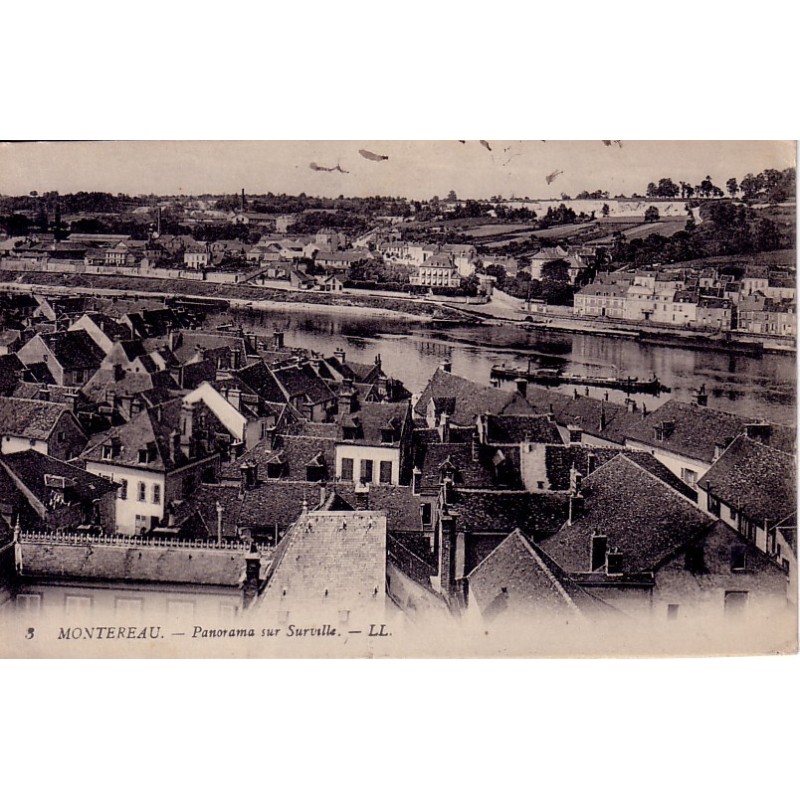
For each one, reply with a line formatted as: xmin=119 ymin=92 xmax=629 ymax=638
xmin=0 ymin=270 xmax=472 ymax=323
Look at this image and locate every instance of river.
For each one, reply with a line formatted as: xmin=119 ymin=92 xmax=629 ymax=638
xmin=222 ymin=307 xmax=797 ymax=426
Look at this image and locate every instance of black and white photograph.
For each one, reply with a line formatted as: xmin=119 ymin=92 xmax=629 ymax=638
xmin=0 ymin=139 xmax=795 ymax=658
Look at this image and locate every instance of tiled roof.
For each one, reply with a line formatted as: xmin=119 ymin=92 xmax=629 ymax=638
xmin=236 ymin=361 xmax=290 ymax=404
xmin=449 ymin=488 xmax=569 ymax=539
xmin=415 ymin=369 xmax=535 ymax=427
xmin=38 ymin=330 xmax=105 ymax=371
xmin=466 ymin=530 xmax=603 ymax=619
xmin=256 ymin=510 xmax=386 ymax=610
xmin=484 ymin=414 xmax=563 ymax=445
xmin=0 ymin=396 xmax=66 ymax=439
xmin=541 ymin=455 xmax=714 ymax=574
xmin=415 ymin=442 xmax=508 ymax=490
xmin=520 ymin=385 xmax=634 ymax=444
xmin=542 ymin=445 xmax=697 ymax=500
xmin=337 ymin=401 xmax=408 ymax=444
xmin=622 ymin=399 xmax=793 ymax=463
xmin=273 ymin=362 xmax=335 ymax=406
xmin=698 ymin=434 xmax=796 ymax=523
xmin=18 ymin=539 xmax=248 ymax=587
xmin=0 ymin=449 xmax=116 ymax=506
xmin=82 ymin=400 xmax=214 ymax=472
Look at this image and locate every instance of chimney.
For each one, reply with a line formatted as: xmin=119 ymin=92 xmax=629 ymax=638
xmin=605 ymin=546 xmax=624 ymax=576
xmin=471 ymin=432 xmax=480 ymax=462
xmin=273 ymin=330 xmax=285 ymax=350
xmin=180 ymin=403 xmax=194 ymax=452
xmin=240 ymin=460 xmax=258 ymax=493
xmin=168 ymin=329 xmax=182 ymax=352
xmin=411 ymin=466 xmax=422 ymax=496
xmin=440 ymin=359 xmax=452 ymax=374
xmin=438 ymin=509 xmax=463 ymax=601
xmin=243 ymin=543 xmax=261 ymax=609
xmin=169 ymin=430 xmax=181 ymax=464
xmin=334 ymin=347 xmax=346 ymax=363
xmin=215 ymin=501 xmax=224 ymax=544
xmin=695 ymin=383 xmax=708 ymax=407
xmin=319 ymin=483 xmax=327 ymax=507
xmin=515 ymin=377 xmax=527 ymax=397
xmin=354 ymin=482 xmax=370 ymax=510
xmin=599 ymin=401 xmax=607 ymax=432
xmin=590 ymin=533 xmax=607 ymax=571
xmin=438 ymin=411 xmax=450 ymax=443
xmin=338 ymin=379 xmax=358 ymax=414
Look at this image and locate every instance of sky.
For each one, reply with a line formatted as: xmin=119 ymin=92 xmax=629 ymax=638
xmin=0 ymin=140 xmax=794 ymax=201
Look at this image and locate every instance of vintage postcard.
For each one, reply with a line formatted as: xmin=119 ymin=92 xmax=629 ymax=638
xmin=0 ymin=140 xmax=795 ymax=658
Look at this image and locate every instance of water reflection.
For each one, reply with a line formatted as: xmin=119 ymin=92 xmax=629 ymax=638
xmin=223 ymin=308 xmax=796 ymax=426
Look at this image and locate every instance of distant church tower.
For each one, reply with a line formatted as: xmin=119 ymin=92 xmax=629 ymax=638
xmin=241 ymin=188 xmax=246 ymax=212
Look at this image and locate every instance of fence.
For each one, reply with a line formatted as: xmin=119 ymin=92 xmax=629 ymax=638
xmin=17 ymin=528 xmax=254 ymax=552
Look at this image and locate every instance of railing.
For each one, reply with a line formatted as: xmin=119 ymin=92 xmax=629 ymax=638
xmin=17 ymin=529 xmax=254 ymax=552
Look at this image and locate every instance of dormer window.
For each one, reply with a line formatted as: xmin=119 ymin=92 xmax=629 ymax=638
xmin=102 ymin=444 xmax=113 ymax=461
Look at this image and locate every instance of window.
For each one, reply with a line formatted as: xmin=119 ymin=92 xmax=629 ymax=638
xmin=152 ymin=484 xmax=161 ymax=504
xmin=340 ymin=457 xmax=354 ymax=482
xmin=420 ymin=503 xmax=432 ymax=527
xmin=724 ymin=591 xmax=748 ymax=618
xmin=685 ymin=543 xmax=707 ymax=574
xmin=360 ymin=459 xmax=374 ymax=484
xmin=118 ymin=479 xmax=128 ymax=500
xmin=730 ymin=545 xmax=747 ymax=573
xmin=680 ymin=468 xmax=698 ymax=488
xmin=707 ymin=494 xmax=720 ymax=516
xmin=16 ymin=594 xmax=42 ymax=613
xmin=167 ymin=600 xmax=195 ymax=620
xmin=115 ymin=597 xmax=143 ymax=616
xmin=667 ymin=604 xmax=679 ymax=621
xmin=64 ymin=595 xmax=92 ymax=616
xmin=137 ymin=482 xmax=146 ymax=502
xmin=134 ymin=514 xmax=149 ymax=535
xmin=379 ymin=460 xmax=392 ymax=484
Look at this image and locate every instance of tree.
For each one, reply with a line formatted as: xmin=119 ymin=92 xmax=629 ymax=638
xmin=739 ymin=173 xmax=763 ymax=200
xmin=726 ymin=178 xmax=739 ymax=197
xmin=656 ymin=178 xmax=680 ymax=197
xmin=644 ymin=205 xmax=660 ymax=223
xmin=601 ymin=203 xmax=610 ymax=218
xmin=541 ymin=258 xmax=570 ymax=283
xmin=646 ymin=182 xmax=658 ymax=198
xmin=446 ymin=190 xmax=458 ymax=202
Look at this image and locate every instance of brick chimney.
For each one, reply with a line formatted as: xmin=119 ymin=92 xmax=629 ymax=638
xmin=354 ymin=482 xmax=370 ymax=510
xmin=438 ymin=509 xmax=463 ymax=601
xmin=411 ymin=466 xmax=422 ymax=495
xmin=605 ymin=546 xmax=624 ymax=576
xmin=695 ymin=383 xmax=708 ymax=407
xmin=438 ymin=411 xmax=450 ymax=443
xmin=272 ymin=330 xmax=285 ymax=350
xmin=243 ymin=543 xmax=261 ymax=609
xmin=240 ymin=460 xmax=258 ymax=493
xmin=515 ymin=377 xmax=527 ymax=397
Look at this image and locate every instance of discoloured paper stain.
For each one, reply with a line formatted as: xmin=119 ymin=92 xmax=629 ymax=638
xmin=545 ymin=168 xmax=564 ymax=184
xmin=309 ymin=161 xmax=349 ymax=173
xmin=358 ymin=149 xmax=389 ymax=162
